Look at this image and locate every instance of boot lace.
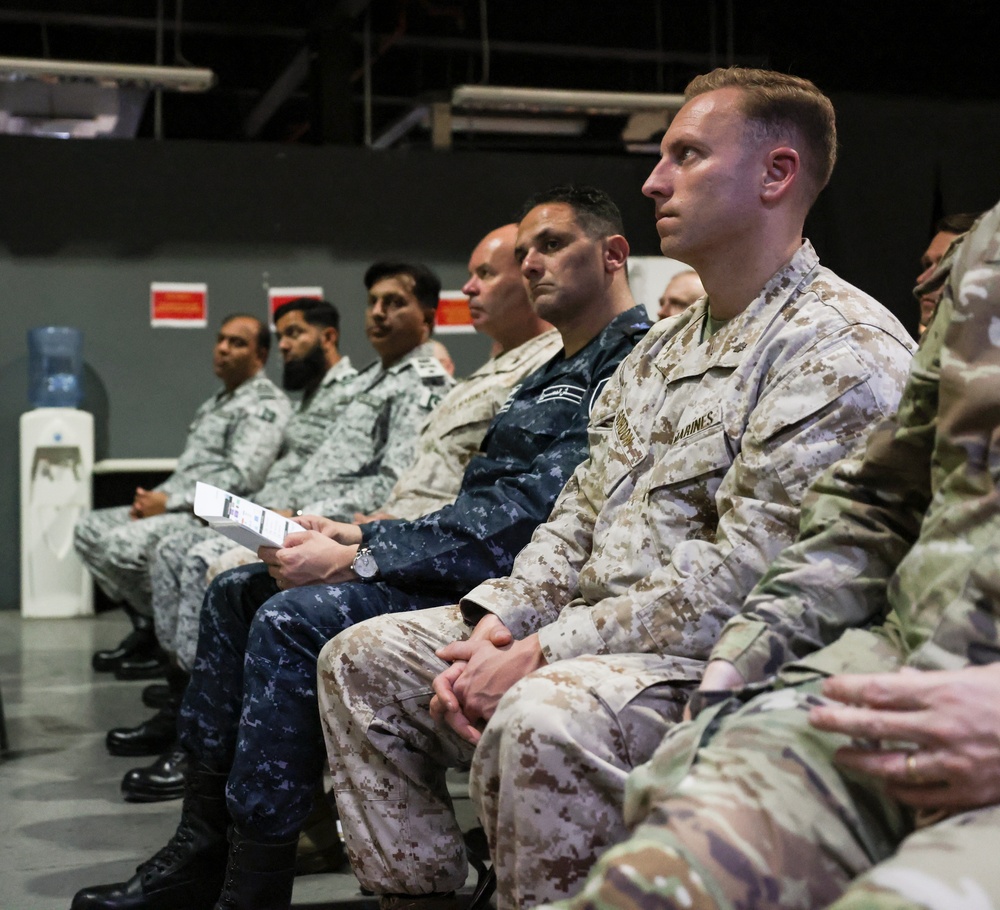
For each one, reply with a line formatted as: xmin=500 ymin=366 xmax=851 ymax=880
xmin=138 ymin=822 xmax=196 ymax=879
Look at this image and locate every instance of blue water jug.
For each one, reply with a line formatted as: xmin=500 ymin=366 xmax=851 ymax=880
xmin=28 ymin=326 xmax=84 ymax=408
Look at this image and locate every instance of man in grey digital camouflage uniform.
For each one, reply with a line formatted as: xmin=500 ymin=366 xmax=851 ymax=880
xmin=111 ymin=267 xmax=451 ymax=775
xmin=106 ymin=299 xmax=358 ymax=795
xmin=148 ymin=298 xmax=357 ymax=679
xmin=544 ymin=204 xmax=1000 ymax=910
xmin=75 ymin=313 xmax=291 ymax=673
xmin=319 ymin=67 xmax=915 ymax=910
xmin=358 ymin=223 xmax=562 ymax=523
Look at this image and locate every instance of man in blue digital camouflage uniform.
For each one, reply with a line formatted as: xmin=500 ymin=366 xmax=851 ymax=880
xmin=70 ymin=185 xmax=652 ymax=910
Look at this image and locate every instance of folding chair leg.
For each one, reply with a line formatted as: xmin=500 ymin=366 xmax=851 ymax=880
xmin=464 ymin=828 xmax=495 ymax=910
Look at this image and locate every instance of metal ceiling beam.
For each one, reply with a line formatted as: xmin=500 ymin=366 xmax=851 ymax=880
xmin=242 ymin=46 xmax=311 ymax=138
xmin=0 ymin=9 xmax=307 ymax=40
xmin=0 ymin=10 xmax=759 ymax=69
xmin=356 ymin=34 xmax=762 ymax=68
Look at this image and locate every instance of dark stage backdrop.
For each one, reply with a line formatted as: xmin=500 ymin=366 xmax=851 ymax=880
xmin=2 ymin=91 xmax=999 ymax=608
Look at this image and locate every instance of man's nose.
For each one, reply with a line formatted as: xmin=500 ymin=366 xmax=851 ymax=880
xmin=521 ymin=250 xmax=542 ymax=275
xmin=642 ymin=161 xmax=671 ymax=199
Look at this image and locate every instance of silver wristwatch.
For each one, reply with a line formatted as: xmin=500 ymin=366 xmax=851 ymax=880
xmin=351 ymin=546 xmax=380 ymax=581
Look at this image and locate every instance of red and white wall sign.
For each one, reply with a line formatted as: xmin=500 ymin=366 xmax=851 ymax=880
xmin=268 ymin=286 xmax=324 ymax=323
xmin=150 ymin=282 xmax=208 ymax=328
xmin=434 ymin=291 xmax=474 ymax=335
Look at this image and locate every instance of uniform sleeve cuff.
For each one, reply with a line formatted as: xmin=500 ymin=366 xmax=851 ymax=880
xmin=708 ymin=620 xmax=778 ymax=683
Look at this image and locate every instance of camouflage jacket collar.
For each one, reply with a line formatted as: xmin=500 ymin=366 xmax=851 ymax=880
xmin=656 ymin=240 xmax=821 ymax=382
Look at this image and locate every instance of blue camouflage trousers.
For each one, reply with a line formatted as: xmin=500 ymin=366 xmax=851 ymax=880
xmin=176 ymin=561 xmax=447 ymax=842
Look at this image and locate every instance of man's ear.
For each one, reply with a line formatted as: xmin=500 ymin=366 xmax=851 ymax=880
xmin=322 ymin=326 xmax=339 ymax=350
xmin=761 ymin=146 xmax=800 ymax=204
xmin=604 ymin=234 xmax=630 ymax=273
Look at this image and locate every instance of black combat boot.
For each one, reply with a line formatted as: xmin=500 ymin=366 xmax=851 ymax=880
xmin=121 ymin=746 xmax=189 ymax=802
xmin=212 ymin=829 xmax=298 ymax=910
xmin=92 ymin=610 xmax=159 ymax=673
xmin=120 ymin=665 xmax=193 ymax=801
xmin=105 ymin=704 xmax=177 ymax=757
xmin=70 ymin=764 xmax=229 ymax=910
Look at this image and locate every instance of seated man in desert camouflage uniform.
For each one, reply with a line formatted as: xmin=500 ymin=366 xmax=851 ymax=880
xmin=545 ymin=206 xmax=999 ymax=910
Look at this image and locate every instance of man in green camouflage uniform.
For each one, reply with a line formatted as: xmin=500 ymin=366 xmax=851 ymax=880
xmin=319 ymin=68 xmax=915 ymax=910
xmin=74 ymin=314 xmax=290 ymax=635
xmin=542 ymin=203 xmax=1000 ymax=910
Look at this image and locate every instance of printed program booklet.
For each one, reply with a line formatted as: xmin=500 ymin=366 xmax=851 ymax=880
xmin=193 ymin=482 xmax=304 ymax=550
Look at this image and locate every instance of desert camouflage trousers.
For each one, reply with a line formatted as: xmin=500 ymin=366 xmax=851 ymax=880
xmin=73 ymin=505 xmax=199 ymax=614
xmin=319 ymin=605 xmax=476 ymax=897
xmin=543 ymin=674 xmax=1000 ymax=910
xmin=472 ymin=654 xmax=697 ymax=909
xmin=321 ymin=613 xmax=699 ymax=909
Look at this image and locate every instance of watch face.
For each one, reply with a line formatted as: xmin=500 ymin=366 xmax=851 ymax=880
xmin=354 ymin=549 xmax=379 ymax=579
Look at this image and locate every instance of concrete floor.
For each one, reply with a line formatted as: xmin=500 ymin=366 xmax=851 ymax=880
xmin=0 ymin=609 xmax=479 ymax=910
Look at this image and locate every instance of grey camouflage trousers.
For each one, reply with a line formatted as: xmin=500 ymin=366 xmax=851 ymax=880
xmin=73 ymin=505 xmax=199 ymax=614
xmin=543 ymin=678 xmax=1000 ymax=910
xmin=150 ymin=527 xmax=254 ymax=671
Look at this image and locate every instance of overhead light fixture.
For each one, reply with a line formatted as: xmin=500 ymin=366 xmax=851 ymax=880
xmin=372 ymin=86 xmax=684 ymax=151
xmin=0 ymin=56 xmax=215 ymax=92
xmin=0 ymin=56 xmax=215 ymax=138
xmin=452 ymin=114 xmax=587 ymax=136
xmin=451 ymin=85 xmax=685 ymax=116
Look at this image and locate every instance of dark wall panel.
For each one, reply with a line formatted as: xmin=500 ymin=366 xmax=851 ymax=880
xmin=3 ymin=92 xmax=1000 ymax=608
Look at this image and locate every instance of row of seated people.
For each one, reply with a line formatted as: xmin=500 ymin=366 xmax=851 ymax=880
xmin=67 ymin=63 xmax=988 ymax=910
xmin=76 ymin=242 xmax=565 ymax=796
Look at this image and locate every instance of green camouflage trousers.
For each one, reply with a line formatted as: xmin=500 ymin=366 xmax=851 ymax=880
xmin=544 ymin=674 xmax=1000 ymax=910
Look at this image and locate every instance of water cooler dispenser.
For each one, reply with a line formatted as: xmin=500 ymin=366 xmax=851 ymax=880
xmin=19 ymin=327 xmax=94 ymax=618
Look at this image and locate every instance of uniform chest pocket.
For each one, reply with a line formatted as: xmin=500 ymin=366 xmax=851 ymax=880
xmin=338 ymin=393 xmax=388 ymax=444
xmin=647 ymin=425 xmax=733 ymax=491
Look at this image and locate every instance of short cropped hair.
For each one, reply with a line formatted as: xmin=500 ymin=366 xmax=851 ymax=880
xmin=936 ymin=212 xmax=981 ymax=236
xmin=363 ymin=262 xmax=442 ymax=327
xmin=686 ymin=67 xmax=837 ymax=202
xmin=221 ymin=313 xmax=270 ymax=361
xmin=518 ymin=184 xmax=625 ymax=240
xmin=272 ymin=298 xmax=340 ymax=332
